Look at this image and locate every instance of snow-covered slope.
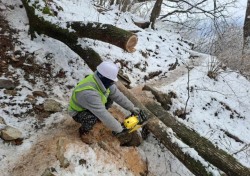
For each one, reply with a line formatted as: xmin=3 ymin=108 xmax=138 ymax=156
xmin=0 ymin=0 xmax=249 ymax=176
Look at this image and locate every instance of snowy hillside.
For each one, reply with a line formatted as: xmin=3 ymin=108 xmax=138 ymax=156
xmin=0 ymin=0 xmax=249 ymax=176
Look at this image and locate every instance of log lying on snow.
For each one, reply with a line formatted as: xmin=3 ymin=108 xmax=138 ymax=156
xmin=22 ymin=0 xmax=133 ymax=86
xmin=22 ymin=0 xmax=137 ymax=53
xmin=142 ymin=86 xmax=250 ymax=176
xmin=22 ymin=1 xmax=250 ymax=175
xmin=22 ymin=2 xmax=213 ymax=173
xmin=68 ymin=22 xmax=137 ymax=53
xmin=116 ymin=82 xmax=215 ymax=176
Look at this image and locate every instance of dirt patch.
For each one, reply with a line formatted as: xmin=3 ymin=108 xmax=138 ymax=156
xmin=0 ymin=8 xmax=147 ymax=176
xmin=9 ymin=108 xmax=147 ymax=176
xmin=0 ymin=10 xmax=15 ymax=77
xmin=80 ymin=107 xmax=147 ymax=175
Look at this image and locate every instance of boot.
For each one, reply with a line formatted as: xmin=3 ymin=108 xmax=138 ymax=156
xmin=79 ymin=128 xmax=92 ymax=144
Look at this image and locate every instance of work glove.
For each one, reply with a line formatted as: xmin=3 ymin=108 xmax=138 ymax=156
xmin=112 ymin=129 xmax=132 ymax=146
xmin=112 ymin=129 xmax=127 ymax=137
xmin=131 ymin=107 xmax=140 ymax=115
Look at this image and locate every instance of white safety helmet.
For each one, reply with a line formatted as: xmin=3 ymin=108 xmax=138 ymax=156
xmin=97 ymin=61 xmax=119 ymax=81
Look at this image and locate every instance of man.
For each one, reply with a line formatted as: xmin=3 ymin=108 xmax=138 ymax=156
xmin=68 ymin=61 xmax=141 ymax=146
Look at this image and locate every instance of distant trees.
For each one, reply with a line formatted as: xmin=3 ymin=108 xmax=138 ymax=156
xmin=242 ymin=0 xmax=250 ymax=77
xmin=95 ymin=0 xmax=137 ymax=12
xmin=94 ymin=0 xmax=238 ymax=30
xmin=150 ymin=0 xmax=163 ymax=29
xmin=94 ymin=0 xmax=249 ymax=76
xmin=160 ymin=0 xmax=236 ymax=19
xmin=243 ymin=0 xmax=250 ymax=44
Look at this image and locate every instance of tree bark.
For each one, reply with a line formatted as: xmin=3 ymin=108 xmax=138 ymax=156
xmin=133 ymin=21 xmax=150 ymax=29
xmin=150 ymin=0 xmax=163 ymax=29
xmin=243 ymin=0 xmax=250 ymax=44
xmin=68 ymin=22 xmax=137 ymax=52
xmin=22 ymin=1 xmax=250 ymax=175
xmin=110 ymin=0 xmax=115 ymax=6
xmin=121 ymin=0 xmax=130 ymax=12
xmin=22 ymin=0 xmax=137 ymax=53
xmin=142 ymin=99 xmax=250 ymax=176
xmin=116 ymin=82 xmax=215 ymax=175
xmin=22 ymin=0 xmax=132 ymax=86
xmin=242 ymin=0 xmax=250 ymax=67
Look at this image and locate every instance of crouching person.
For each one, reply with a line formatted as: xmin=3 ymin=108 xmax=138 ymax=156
xmin=68 ymin=61 xmax=142 ymax=146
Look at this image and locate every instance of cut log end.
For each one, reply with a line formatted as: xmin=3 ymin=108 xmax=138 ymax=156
xmin=126 ymin=35 xmax=138 ymax=53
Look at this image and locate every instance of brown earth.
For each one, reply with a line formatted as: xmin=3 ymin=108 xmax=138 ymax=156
xmin=0 ymin=9 xmax=15 ymax=77
xmin=0 ymin=9 xmax=147 ymax=176
xmin=9 ymin=108 xmax=147 ymax=176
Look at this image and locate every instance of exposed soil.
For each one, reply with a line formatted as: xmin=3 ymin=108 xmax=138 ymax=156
xmin=0 ymin=9 xmax=147 ymax=176
xmin=0 ymin=9 xmax=15 ymax=77
xmin=9 ymin=109 xmax=147 ymax=176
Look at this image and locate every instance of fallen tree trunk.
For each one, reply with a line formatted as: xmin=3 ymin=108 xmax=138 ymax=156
xmin=22 ymin=1 xmax=250 ymax=175
xmin=68 ymin=22 xmax=137 ymax=52
xmin=141 ymin=90 xmax=250 ymax=176
xmin=22 ymin=2 xmax=215 ymax=173
xmin=116 ymin=82 xmax=216 ymax=176
xmin=22 ymin=0 xmax=137 ymax=53
xmin=22 ymin=0 xmax=131 ymax=86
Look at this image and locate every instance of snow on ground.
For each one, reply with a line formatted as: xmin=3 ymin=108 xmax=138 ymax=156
xmin=157 ymin=56 xmax=250 ymax=167
xmin=0 ymin=0 xmax=250 ymax=175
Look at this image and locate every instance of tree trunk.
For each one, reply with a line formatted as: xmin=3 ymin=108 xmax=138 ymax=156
xmin=116 ymin=83 xmax=216 ymax=176
xmin=121 ymin=0 xmax=130 ymax=12
xmin=242 ymin=0 xmax=250 ymax=68
xmin=143 ymin=99 xmax=250 ymax=176
xmin=22 ymin=0 xmax=132 ymax=86
xmin=150 ymin=0 xmax=163 ymax=29
xmin=22 ymin=1 xmax=250 ymax=175
xmin=110 ymin=0 xmax=115 ymax=6
xmin=22 ymin=0 xmax=137 ymax=53
xmin=68 ymin=22 xmax=137 ymax=52
xmin=243 ymin=0 xmax=250 ymax=44
xmin=133 ymin=21 xmax=150 ymax=29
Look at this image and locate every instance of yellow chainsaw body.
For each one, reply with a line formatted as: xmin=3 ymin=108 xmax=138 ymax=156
xmin=123 ymin=115 xmax=142 ymax=133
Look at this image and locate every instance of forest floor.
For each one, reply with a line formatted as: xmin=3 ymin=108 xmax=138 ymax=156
xmin=0 ymin=9 xmax=149 ymax=176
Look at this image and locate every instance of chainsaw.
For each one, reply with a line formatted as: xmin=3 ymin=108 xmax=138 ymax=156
xmin=123 ymin=110 xmax=148 ymax=133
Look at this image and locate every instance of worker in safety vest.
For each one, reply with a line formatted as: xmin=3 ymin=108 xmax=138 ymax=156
xmin=68 ymin=61 xmax=141 ymax=145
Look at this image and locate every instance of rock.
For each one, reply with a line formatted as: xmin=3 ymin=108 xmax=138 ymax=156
xmin=33 ymin=91 xmax=48 ymax=98
xmin=0 ymin=116 xmax=6 ymax=125
xmin=1 ymin=126 xmax=22 ymax=141
xmin=174 ymin=109 xmax=186 ymax=119
xmin=56 ymin=137 xmax=70 ymax=168
xmin=0 ymin=79 xmax=16 ymax=89
xmin=0 ymin=4 xmax=7 ymax=10
xmin=25 ymin=95 xmax=36 ymax=104
xmin=41 ymin=168 xmax=55 ymax=176
xmin=79 ymin=159 xmax=87 ymax=165
xmin=4 ymin=89 xmax=17 ymax=96
xmin=44 ymin=99 xmax=62 ymax=112
xmin=14 ymin=50 xmax=23 ymax=56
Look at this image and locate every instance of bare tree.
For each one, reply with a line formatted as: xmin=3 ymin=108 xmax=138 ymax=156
xmin=150 ymin=0 xmax=163 ymax=29
xmin=160 ymin=0 xmax=237 ymax=21
xmin=121 ymin=0 xmax=131 ymax=12
xmin=243 ymin=0 xmax=250 ymax=45
xmin=240 ymin=0 xmax=250 ymax=78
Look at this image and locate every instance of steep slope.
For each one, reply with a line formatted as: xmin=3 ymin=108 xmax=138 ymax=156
xmin=1 ymin=0 xmax=249 ymax=176
xmin=0 ymin=1 xmax=192 ymax=175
